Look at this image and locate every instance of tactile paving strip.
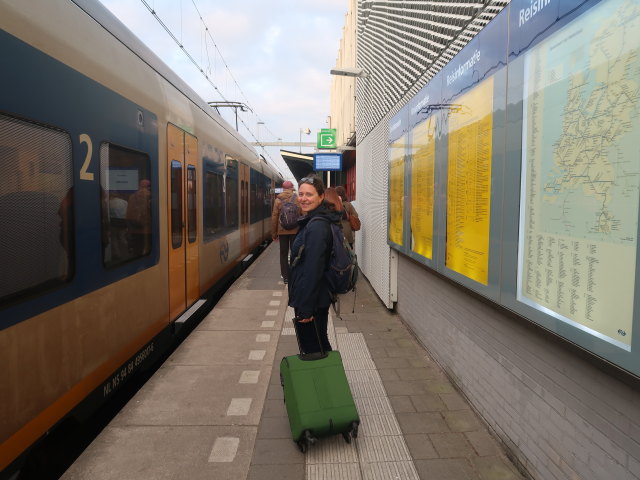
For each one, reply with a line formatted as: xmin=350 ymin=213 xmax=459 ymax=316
xmin=357 ymin=414 xmax=402 ymax=437
xmin=307 ymin=463 xmax=361 ymax=480
xmin=278 ymin=299 xmax=418 ymax=480
xmin=354 ymin=397 xmax=394 ymax=416
xmin=361 ymin=461 xmax=419 ymax=480
xmin=356 ymin=436 xmax=412 ymax=462
xmin=307 ymin=435 xmax=359 ymax=464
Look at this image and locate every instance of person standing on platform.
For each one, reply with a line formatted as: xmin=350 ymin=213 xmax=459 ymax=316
xmin=288 ymin=177 xmax=343 ymax=354
xmin=271 ymin=180 xmax=300 ymax=285
xmin=335 ymin=186 xmax=360 ymax=249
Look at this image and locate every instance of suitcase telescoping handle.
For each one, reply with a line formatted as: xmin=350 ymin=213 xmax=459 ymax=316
xmin=292 ymin=315 xmax=328 ymax=361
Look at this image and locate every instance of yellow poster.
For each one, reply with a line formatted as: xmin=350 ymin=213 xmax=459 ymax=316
xmin=446 ymin=77 xmax=493 ymax=285
xmin=411 ymin=118 xmax=435 ymax=259
xmin=389 ymin=137 xmax=405 ymax=246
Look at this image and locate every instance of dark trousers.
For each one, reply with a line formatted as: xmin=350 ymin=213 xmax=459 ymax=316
xmin=279 ymin=233 xmax=296 ymax=281
xmin=294 ymin=306 xmax=332 ymax=354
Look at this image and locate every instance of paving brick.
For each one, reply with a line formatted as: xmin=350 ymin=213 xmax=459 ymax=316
xmin=251 ymin=438 xmax=303 ymax=465
xmin=389 ymin=395 xmax=417 ymax=413
xmin=261 ymin=398 xmax=287 ymax=418
xmin=443 ymin=410 xmax=483 ymax=432
xmin=247 ymin=463 xmax=304 ymax=480
xmin=266 ymin=382 xmax=284 ymax=400
xmin=430 ymin=432 xmax=476 ymax=458
xmin=410 ymin=394 xmax=447 ymax=412
xmin=256 ymin=416 xmax=292 ymax=439
xmin=414 ymin=458 xmax=479 ymax=480
xmin=471 ymin=455 xmax=523 ymax=480
xmin=396 ymin=367 xmax=440 ymax=381
xmin=465 ymin=430 xmax=501 ymax=457
xmin=382 ymin=379 xmax=429 ymax=396
xmin=372 ymin=356 xmax=411 ymax=369
xmin=423 ymin=378 xmax=457 ymax=395
xmin=396 ymin=412 xmax=450 ymax=434
xmin=405 ymin=433 xmax=439 ymax=460
xmin=441 ymin=392 xmax=471 ymax=411
xmin=377 ymin=368 xmax=401 ymax=381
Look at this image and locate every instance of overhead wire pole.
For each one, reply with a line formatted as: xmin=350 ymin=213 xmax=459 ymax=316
xmin=207 ymin=101 xmax=253 ymax=131
xmin=138 ymin=0 xmax=292 ymax=178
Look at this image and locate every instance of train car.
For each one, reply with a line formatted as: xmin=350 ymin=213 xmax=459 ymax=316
xmin=0 ymin=0 xmax=282 ymax=473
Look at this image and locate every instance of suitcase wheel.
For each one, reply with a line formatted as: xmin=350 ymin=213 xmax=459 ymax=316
xmin=351 ymin=421 xmax=359 ymax=439
xmin=342 ymin=422 xmax=359 ymax=443
xmin=297 ymin=430 xmax=316 ymax=453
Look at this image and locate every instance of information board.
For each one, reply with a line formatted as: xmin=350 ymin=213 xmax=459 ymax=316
xmin=410 ymin=117 xmax=436 ymax=259
xmin=386 ymin=0 xmax=640 ymax=376
xmin=445 ymin=77 xmax=494 ymax=285
xmin=517 ymin=0 xmax=640 ymax=349
xmin=313 ymin=153 xmax=342 ymax=171
xmin=389 ymin=136 xmax=405 ymax=246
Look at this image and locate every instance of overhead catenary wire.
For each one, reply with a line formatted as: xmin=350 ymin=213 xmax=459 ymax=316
xmin=138 ymin=0 xmax=287 ymax=175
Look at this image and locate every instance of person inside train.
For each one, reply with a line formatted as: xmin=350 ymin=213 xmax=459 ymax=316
xmin=271 ymin=180 xmax=300 ymax=285
xmin=335 ymin=186 xmax=360 ymax=249
xmin=108 ymin=192 xmax=129 ymax=262
xmin=126 ymin=179 xmax=151 ymax=257
xmin=287 ymin=177 xmax=343 ymax=354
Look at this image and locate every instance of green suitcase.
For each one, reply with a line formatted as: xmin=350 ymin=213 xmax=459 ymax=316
xmin=279 ymin=319 xmax=360 ymax=452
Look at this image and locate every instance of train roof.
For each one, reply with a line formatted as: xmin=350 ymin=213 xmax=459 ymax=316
xmin=71 ymin=0 xmax=265 ymax=168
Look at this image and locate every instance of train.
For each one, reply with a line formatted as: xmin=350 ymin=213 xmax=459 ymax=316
xmin=0 ymin=0 xmax=283 ymax=473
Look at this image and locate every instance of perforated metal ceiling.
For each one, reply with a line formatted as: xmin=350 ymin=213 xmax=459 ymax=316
xmin=356 ymin=0 xmax=510 ymax=139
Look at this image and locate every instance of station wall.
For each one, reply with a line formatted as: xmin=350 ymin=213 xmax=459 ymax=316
xmin=397 ymin=254 xmax=640 ymax=480
xmin=354 ymin=0 xmax=640 ymax=477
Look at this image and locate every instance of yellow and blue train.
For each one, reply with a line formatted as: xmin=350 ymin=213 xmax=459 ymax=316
xmin=0 ymin=0 xmax=281 ymax=472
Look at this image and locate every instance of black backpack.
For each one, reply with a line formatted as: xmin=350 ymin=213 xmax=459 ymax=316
xmin=279 ymin=194 xmax=299 ymax=230
xmin=309 ymin=217 xmax=358 ymax=295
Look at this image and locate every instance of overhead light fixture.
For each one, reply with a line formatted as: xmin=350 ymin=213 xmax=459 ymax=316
xmin=330 ymin=67 xmax=368 ymax=78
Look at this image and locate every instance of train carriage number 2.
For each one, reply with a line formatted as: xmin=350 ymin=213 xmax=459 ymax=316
xmin=79 ymin=133 xmax=94 ymax=181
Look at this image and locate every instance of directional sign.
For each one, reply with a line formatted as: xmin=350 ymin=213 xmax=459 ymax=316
xmin=317 ymin=129 xmax=337 ymax=149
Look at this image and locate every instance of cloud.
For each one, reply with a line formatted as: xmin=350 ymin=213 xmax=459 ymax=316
xmin=98 ymin=0 xmax=347 ymax=174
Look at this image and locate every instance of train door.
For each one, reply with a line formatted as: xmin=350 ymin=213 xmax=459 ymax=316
xmin=167 ymin=124 xmax=200 ymax=321
xmin=240 ymin=163 xmax=250 ymax=253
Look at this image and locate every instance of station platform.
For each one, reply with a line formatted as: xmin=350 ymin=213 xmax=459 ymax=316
xmin=62 ymin=243 xmax=524 ymax=480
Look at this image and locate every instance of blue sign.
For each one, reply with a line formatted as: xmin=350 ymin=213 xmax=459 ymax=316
xmin=313 ymin=153 xmax=342 ymax=171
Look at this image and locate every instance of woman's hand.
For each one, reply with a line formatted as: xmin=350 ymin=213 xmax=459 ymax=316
xmin=298 ymin=316 xmax=314 ymax=323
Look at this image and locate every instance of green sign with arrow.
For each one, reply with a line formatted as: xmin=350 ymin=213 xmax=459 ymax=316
xmin=317 ymin=128 xmax=337 ymax=149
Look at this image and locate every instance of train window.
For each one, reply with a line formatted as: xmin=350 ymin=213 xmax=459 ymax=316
xmin=226 ymin=159 xmax=239 ymax=229
xmin=99 ymin=143 xmax=152 ymax=268
xmin=203 ymin=167 xmax=224 ymax=240
xmin=250 ymin=181 xmax=257 ymax=223
xmin=187 ymin=165 xmax=197 ymax=243
xmin=170 ymin=160 xmax=183 ymax=249
xmin=0 ymin=112 xmax=73 ymax=306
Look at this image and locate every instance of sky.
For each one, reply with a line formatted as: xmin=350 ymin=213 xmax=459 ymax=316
xmin=98 ymin=0 xmax=348 ymax=179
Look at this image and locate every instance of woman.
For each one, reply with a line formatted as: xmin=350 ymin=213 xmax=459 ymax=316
xmin=288 ymin=177 xmax=343 ymax=354
xmin=335 ymin=186 xmax=359 ymax=248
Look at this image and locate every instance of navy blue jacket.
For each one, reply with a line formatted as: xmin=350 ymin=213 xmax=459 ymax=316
xmin=287 ymin=204 xmax=342 ymax=319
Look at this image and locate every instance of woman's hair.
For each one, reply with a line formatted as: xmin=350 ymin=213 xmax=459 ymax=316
xmin=298 ymin=175 xmax=325 ymax=196
xmin=323 ymin=187 xmax=343 ymax=212
xmin=335 ymin=186 xmax=347 ymax=202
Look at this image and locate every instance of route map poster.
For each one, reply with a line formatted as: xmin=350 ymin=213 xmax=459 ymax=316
xmin=517 ymin=0 xmax=640 ymax=349
xmin=446 ymin=77 xmax=494 ymax=285
xmin=411 ymin=117 xmax=436 ymax=259
xmin=389 ymin=136 xmax=405 ymax=246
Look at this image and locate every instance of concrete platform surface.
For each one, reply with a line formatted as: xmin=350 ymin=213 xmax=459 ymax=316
xmin=62 ymin=242 xmax=524 ymax=480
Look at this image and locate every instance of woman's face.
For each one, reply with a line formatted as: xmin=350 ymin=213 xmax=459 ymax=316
xmin=299 ymin=183 xmax=324 ymax=214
